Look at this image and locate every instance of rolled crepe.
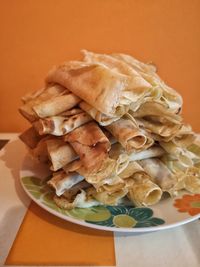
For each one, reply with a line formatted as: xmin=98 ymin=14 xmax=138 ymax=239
xmin=78 ymin=158 xmax=116 ymax=186
xmin=139 ymin=158 xmax=175 ymax=191
xmin=165 ymin=166 xmax=200 ymax=195
xmin=112 ymin=53 xmax=183 ymax=114
xmin=184 ymin=167 xmax=200 ymax=194
xmin=108 ymin=143 xmax=130 ymax=174
xmin=120 ymin=161 xmax=149 ymax=181
xmin=117 ymin=161 xmax=163 ymax=206
xmin=48 ymin=171 xmax=84 ymax=196
xmin=187 ymin=134 xmax=200 ymax=159
xmin=79 ymin=101 xmax=120 ymax=126
xmin=63 ymin=159 xmax=82 ymax=173
xmin=64 ymin=122 xmax=111 ymax=171
xmin=172 ymin=125 xmax=196 ymax=152
xmin=89 ymin=186 xmax=128 ymax=205
xmin=78 ymin=144 xmax=129 ymax=189
xmin=33 ymin=93 xmax=81 ymax=118
xmin=19 ymin=84 xmax=67 ymax=122
xmin=130 ymin=101 xmax=182 ymax=124
xmin=106 ymin=116 xmax=154 ymax=152
xmin=101 ymin=176 xmax=125 ymax=193
xmin=136 ymin=117 xmax=181 ymax=141
xmin=33 ymin=111 xmax=92 ymax=136
xmin=59 ymin=108 xmax=83 ymax=116
xmin=46 ymin=138 xmax=77 ymax=171
xmin=160 ymin=141 xmax=194 ymax=168
xmin=46 ymin=60 xmax=129 ymax=117
xmin=19 ymin=126 xmax=44 ymax=149
xmin=128 ymin=178 xmax=162 ymax=206
xmin=21 ymin=87 xmax=46 ymax=103
xmin=172 ymin=133 xmax=195 ymax=148
xmin=129 ymin=145 xmax=165 ymax=161
xmin=119 ymin=162 xmax=139 ymax=179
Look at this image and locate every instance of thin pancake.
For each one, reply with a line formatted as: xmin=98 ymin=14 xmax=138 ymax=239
xmin=64 ymin=122 xmax=111 ymax=171
xmin=33 ymin=111 xmax=92 ymax=136
xmin=46 ymin=61 xmax=129 ymax=117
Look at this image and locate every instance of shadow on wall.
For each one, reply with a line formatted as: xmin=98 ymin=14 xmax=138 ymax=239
xmin=0 ymin=138 xmax=29 ymax=206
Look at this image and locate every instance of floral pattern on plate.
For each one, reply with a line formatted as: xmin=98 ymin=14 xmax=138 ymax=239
xmin=86 ymin=206 xmax=165 ymax=228
xmin=174 ymin=194 xmax=200 ymax=216
xmin=21 ymin=176 xmax=165 ymax=228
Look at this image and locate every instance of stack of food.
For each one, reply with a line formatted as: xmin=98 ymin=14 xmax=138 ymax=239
xmin=19 ymin=50 xmax=200 ymax=209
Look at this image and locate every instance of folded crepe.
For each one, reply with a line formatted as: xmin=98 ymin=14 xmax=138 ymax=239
xmin=79 ymin=101 xmax=119 ymax=126
xmin=64 ymin=122 xmax=111 ymax=171
xmin=82 ymin=50 xmax=153 ymax=103
xmin=106 ymin=116 xmax=154 ymax=152
xmin=136 ymin=116 xmax=182 ymax=141
xmin=111 ymin=53 xmax=157 ymax=75
xmin=19 ymin=84 xmax=67 ymax=122
xmin=33 ymin=111 xmax=92 ymax=136
xmin=100 ymin=176 xmax=125 ymax=193
xmin=139 ymin=158 xmax=175 ymax=191
xmin=130 ymin=101 xmax=182 ymax=124
xmin=88 ymin=186 xmax=128 ymax=206
xmin=46 ymin=138 xmax=77 ymax=171
xmin=160 ymin=140 xmax=195 ymax=168
xmin=48 ymin=170 xmax=84 ymax=196
xmin=120 ymin=161 xmax=163 ymax=206
xmin=77 ymin=158 xmax=116 ymax=187
xmin=21 ymin=87 xmax=46 ymax=103
xmin=46 ymin=61 xmax=129 ymax=117
xmin=129 ymin=145 xmax=165 ymax=161
xmin=77 ymin=144 xmax=128 ymax=189
xmin=160 ymin=155 xmax=200 ymax=195
xmin=112 ymin=53 xmax=183 ymax=114
xmin=108 ymin=143 xmax=130 ymax=175
xmin=33 ymin=93 xmax=81 ymax=118
xmin=183 ymin=167 xmax=200 ymax=194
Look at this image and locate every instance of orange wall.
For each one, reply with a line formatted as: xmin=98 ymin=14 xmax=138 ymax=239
xmin=0 ymin=0 xmax=200 ymax=132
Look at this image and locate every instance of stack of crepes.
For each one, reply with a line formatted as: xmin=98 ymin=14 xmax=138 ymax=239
xmin=19 ymin=50 xmax=200 ymax=209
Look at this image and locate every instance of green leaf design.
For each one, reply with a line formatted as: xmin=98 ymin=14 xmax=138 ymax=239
xmin=128 ymin=207 xmax=153 ymax=221
xmin=148 ymin=217 xmax=165 ymax=226
xmin=28 ymin=190 xmax=41 ymax=199
xmin=107 ymin=206 xmax=129 ymax=215
xmin=68 ymin=206 xmax=111 ymax=222
xmin=23 ymin=184 xmax=42 ymax=191
xmin=22 ymin=176 xmax=43 ymax=186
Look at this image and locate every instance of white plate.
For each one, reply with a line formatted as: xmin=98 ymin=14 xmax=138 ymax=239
xmin=20 ymin=154 xmax=200 ymax=232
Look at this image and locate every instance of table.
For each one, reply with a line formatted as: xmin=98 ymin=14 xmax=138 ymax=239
xmin=0 ymin=133 xmax=199 ymax=267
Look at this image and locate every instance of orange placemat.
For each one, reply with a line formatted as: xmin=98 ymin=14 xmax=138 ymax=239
xmin=5 ymin=202 xmax=115 ymax=266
